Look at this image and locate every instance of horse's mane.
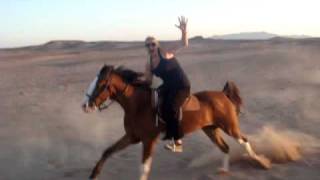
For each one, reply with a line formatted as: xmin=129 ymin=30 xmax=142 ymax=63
xmin=103 ymin=65 xmax=150 ymax=88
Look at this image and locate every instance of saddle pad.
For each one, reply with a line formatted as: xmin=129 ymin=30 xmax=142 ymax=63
xmin=182 ymin=95 xmax=200 ymax=111
xmin=152 ymin=90 xmax=200 ymax=112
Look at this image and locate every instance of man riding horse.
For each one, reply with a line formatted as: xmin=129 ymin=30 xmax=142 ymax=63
xmin=143 ymin=16 xmax=190 ymax=152
xmin=82 ymin=16 xmax=271 ymax=180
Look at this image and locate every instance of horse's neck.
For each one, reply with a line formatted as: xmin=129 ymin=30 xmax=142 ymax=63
xmin=113 ymin=84 xmax=151 ymax=113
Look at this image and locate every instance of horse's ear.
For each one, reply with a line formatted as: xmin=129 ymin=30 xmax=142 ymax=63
xmin=114 ymin=64 xmax=123 ymax=70
xmin=137 ymin=72 xmax=144 ymax=77
xmin=102 ymin=64 xmax=115 ymax=71
xmin=112 ymin=65 xmax=118 ymax=72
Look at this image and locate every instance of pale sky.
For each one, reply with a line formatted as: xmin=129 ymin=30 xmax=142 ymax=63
xmin=1 ymin=0 xmax=319 ymax=48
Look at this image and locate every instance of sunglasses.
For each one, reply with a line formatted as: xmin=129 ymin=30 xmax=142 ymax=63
xmin=145 ymin=42 xmax=156 ymax=48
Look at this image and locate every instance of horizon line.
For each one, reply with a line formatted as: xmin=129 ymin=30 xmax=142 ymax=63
xmin=1 ymin=32 xmax=319 ymax=49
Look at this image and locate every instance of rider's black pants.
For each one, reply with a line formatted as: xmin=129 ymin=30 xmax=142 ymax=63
xmin=160 ymin=86 xmax=190 ymax=140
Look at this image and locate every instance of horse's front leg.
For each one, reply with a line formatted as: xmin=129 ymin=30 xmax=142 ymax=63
xmin=140 ymin=139 xmax=157 ymax=180
xmin=89 ymin=134 xmax=134 ymax=180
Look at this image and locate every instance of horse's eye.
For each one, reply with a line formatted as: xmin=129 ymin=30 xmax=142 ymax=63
xmin=98 ymin=81 xmax=105 ymax=88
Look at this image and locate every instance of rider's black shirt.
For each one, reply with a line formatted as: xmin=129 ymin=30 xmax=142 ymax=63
xmin=151 ymin=48 xmax=190 ymax=89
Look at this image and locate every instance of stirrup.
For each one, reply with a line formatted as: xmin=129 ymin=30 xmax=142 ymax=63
xmin=164 ymin=140 xmax=183 ymax=153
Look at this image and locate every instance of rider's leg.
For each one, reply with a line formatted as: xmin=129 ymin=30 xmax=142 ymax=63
xmin=172 ymin=87 xmax=190 ymax=140
xmin=164 ymin=87 xmax=190 ymax=152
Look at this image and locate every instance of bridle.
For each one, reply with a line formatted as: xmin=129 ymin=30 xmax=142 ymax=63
xmin=98 ymin=82 xmax=129 ymax=111
xmin=87 ymin=69 xmax=130 ymax=111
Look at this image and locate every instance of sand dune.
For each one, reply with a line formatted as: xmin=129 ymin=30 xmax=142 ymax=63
xmin=0 ymin=39 xmax=319 ymax=180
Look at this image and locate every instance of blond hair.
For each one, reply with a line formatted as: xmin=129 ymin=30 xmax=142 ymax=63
xmin=145 ymin=36 xmax=160 ymax=47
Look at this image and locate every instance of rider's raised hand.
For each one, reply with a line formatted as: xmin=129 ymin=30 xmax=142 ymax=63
xmin=175 ymin=16 xmax=188 ymax=32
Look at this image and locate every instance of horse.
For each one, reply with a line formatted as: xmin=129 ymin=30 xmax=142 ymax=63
xmin=82 ymin=65 xmax=271 ymax=180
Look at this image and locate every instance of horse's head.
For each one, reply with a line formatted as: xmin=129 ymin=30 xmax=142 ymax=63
xmin=82 ymin=65 xmax=145 ymax=113
xmin=82 ymin=65 xmax=115 ymax=113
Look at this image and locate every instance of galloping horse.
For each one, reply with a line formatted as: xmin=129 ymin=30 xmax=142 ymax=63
xmin=82 ymin=65 xmax=271 ymax=180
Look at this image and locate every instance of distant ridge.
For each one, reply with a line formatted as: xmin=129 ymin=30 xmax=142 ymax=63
xmin=211 ymin=32 xmax=313 ymax=40
xmin=1 ymin=40 xmax=142 ymax=51
xmin=211 ymin=32 xmax=277 ymax=40
xmin=283 ymin=35 xmax=312 ymax=39
xmin=189 ymin=35 xmax=205 ymax=41
xmin=43 ymin=40 xmax=86 ymax=49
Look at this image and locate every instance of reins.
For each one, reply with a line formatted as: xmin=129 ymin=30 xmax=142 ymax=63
xmin=98 ymin=82 xmax=129 ymax=111
xmin=98 ymin=100 xmax=115 ymax=111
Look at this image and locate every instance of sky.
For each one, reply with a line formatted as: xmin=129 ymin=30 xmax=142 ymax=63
xmin=1 ymin=0 xmax=319 ymax=48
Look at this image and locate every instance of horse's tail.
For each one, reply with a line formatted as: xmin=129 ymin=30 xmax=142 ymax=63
xmin=222 ymin=81 xmax=243 ymax=115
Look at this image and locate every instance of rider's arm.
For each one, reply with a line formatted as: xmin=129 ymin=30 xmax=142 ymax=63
xmin=144 ymin=61 xmax=153 ymax=85
xmin=162 ymin=16 xmax=188 ymax=57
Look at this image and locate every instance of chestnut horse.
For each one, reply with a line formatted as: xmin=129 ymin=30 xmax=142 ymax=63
xmin=82 ymin=65 xmax=270 ymax=180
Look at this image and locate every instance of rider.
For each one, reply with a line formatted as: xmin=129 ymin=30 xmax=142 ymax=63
xmin=144 ymin=16 xmax=190 ymax=152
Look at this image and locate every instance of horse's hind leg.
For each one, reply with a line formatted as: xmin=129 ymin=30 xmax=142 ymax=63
xmin=202 ymin=126 xmax=230 ymax=173
xmin=89 ymin=134 xmax=135 ymax=180
xmin=237 ymin=135 xmax=258 ymax=159
xmin=236 ymin=133 xmax=271 ymax=169
xmin=225 ymin=123 xmax=271 ymax=169
xmin=225 ymin=126 xmax=257 ymax=159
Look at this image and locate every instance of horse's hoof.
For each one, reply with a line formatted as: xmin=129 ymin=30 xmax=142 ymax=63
xmin=217 ymin=168 xmax=230 ymax=175
xmin=255 ymin=155 xmax=272 ymax=169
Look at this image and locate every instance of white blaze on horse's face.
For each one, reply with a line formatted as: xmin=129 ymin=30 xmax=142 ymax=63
xmin=82 ymin=76 xmax=98 ymax=112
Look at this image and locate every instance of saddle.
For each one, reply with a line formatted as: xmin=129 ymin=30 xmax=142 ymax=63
xmin=152 ymin=89 xmax=200 ymax=125
xmin=181 ymin=95 xmax=200 ymax=111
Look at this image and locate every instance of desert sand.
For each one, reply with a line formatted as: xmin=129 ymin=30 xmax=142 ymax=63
xmin=0 ymin=38 xmax=319 ymax=180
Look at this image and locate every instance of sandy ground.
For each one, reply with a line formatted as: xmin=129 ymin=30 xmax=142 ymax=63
xmin=0 ymin=39 xmax=320 ymax=180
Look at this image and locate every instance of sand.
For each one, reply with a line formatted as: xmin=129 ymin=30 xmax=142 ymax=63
xmin=0 ymin=39 xmax=319 ymax=180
